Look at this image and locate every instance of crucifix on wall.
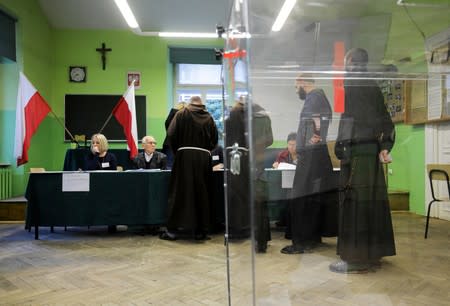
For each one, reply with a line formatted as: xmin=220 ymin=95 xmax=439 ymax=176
xmin=96 ymin=42 xmax=112 ymax=70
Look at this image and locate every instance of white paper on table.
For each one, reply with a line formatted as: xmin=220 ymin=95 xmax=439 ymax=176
xmin=277 ymin=162 xmax=296 ymax=170
xmin=62 ymin=172 xmax=90 ymax=192
xmin=281 ymin=170 xmax=295 ymax=189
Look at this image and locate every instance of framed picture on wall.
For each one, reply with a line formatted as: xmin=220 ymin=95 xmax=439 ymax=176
xmin=127 ymin=71 xmax=141 ymax=89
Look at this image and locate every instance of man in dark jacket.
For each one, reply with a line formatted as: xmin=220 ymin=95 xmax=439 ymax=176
xmin=133 ymin=136 xmax=167 ymax=170
xmin=160 ymin=96 xmax=218 ymax=241
xmin=330 ymin=48 xmax=396 ymax=273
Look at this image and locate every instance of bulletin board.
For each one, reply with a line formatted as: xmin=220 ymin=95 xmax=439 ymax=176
xmin=381 ymin=79 xmax=405 ymax=123
xmin=403 ymin=76 xmax=450 ymax=125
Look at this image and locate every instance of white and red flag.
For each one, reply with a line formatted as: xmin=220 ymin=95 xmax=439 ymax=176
xmin=14 ymin=72 xmax=51 ymax=166
xmin=112 ymin=81 xmax=138 ymax=159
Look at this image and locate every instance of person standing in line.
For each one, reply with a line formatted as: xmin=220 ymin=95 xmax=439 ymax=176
xmin=225 ymin=97 xmax=273 ymax=252
xmin=160 ymin=96 xmax=218 ymax=241
xmin=162 ymin=102 xmax=186 ymax=169
xmin=133 ymin=135 xmax=167 ymax=170
xmin=281 ymin=74 xmax=334 ymax=254
xmin=329 ymin=48 xmax=396 ymax=273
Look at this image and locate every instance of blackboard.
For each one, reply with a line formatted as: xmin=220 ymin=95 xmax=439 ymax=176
xmin=64 ymin=94 xmax=146 ymax=142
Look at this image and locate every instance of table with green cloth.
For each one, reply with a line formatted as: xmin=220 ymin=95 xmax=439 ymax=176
xmin=25 ymin=168 xmax=336 ymax=239
xmin=25 ymin=171 xmax=171 ymax=239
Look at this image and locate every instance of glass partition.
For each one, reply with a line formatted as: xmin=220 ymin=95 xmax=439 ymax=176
xmin=223 ymin=0 xmax=450 ymax=304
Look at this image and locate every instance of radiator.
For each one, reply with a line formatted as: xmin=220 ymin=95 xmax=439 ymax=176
xmin=0 ymin=165 xmax=12 ymax=200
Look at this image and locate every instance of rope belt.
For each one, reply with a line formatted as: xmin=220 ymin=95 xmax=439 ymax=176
xmin=177 ymin=146 xmax=211 ymax=155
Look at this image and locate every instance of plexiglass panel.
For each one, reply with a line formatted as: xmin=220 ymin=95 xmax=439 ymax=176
xmin=224 ymin=0 xmax=450 ymax=305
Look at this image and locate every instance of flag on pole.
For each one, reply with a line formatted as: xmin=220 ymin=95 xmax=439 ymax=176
xmin=14 ymin=72 xmax=52 ymax=166
xmin=112 ymin=81 xmax=138 ymax=159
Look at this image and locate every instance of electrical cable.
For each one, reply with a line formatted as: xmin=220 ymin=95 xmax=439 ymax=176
xmin=402 ymin=5 xmax=426 ymax=40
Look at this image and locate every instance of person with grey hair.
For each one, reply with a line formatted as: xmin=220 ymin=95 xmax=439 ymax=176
xmin=160 ymin=96 xmax=218 ymax=241
xmin=133 ymin=135 xmax=167 ymax=170
xmin=330 ymin=48 xmax=396 ymax=273
xmin=84 ymin=133 xmax=117 ymax=171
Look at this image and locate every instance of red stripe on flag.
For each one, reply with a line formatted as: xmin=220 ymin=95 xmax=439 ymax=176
xmin=18 ymin=92 xmax=51 ymax=166
xmin=112 ymin=98 xmax=138 ymax=158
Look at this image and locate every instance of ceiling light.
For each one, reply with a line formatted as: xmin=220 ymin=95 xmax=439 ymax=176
xmin=158 ymin=32 xmax=219 ymax=38
xmin=271 ymin=0 xmax=297 ymax=32
xmin=114 ymin=0 xmax=139 ymax=29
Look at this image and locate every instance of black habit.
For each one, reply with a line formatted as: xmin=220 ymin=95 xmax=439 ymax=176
xmin=166 ymin=104 xmax=218 ymax=236
xmin=335 ymin=78 xmax=396 ymax=263
xmin=290 ymin=88 xmax=335 ymax=247
xmin=225 ymin=102 xmax=273 ymax=250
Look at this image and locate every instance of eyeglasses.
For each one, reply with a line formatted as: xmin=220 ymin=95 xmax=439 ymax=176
xmin=145 ymin=141 xmax=157 ymax=145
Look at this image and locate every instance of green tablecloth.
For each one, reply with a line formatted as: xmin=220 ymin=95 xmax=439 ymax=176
xmin=25 ymin=169 xmax=336 ymax=239
xmin=25 ymin=171 xmax=171 ymax=239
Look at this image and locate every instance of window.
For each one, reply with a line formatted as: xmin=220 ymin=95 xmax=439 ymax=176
xmin=174 ymin=63 xmax=248 ymax=145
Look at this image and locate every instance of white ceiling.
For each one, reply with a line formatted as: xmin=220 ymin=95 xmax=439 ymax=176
xmin=37 ymin=0 xmax=379 ymax=33
xmin=36 ymin=0 xmax=449 ymax=67
xmin=38 ymin=0 xmax=234 ymax=32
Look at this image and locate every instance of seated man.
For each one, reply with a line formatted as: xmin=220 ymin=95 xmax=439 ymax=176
xmin=133 ymin=135 xmax=168 ymax=170
xmin=272 ymin=132 xmax=298 ymax=168
xmin=133 ymin=135 xmax=168 ymax=236
xmin=211 ymin=145 xmax=224 ymax=171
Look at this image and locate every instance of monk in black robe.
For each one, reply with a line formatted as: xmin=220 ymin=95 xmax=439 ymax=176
xmin=330 ymin=48 xmax=396 ymax=273
xmin=160 ymin=96 xmax=218 ymax=240
xmin=225 ymin=99 xmax=273 ymax=252
xmin=281 ymin=74 xmax=335 ymax=254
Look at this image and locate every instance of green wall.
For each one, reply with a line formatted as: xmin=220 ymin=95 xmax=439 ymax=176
xmin=388 ymin=124 xmax=426 ymax=215
xmin=0 ymin=0 xmax=446 ymax=217
xmin=0 ymin=0 xmax=222 ymax=196
xmin=0 ymin=0 xmax=53 ymax=195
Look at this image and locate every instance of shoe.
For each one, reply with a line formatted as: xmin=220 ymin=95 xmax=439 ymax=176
xmin=329 ymin=260 xmax=369 ymax=274
xmin=280 ymin=245 xmax=304 ymax=254
xmin=159 ymin=231 xmax=177 ymax=241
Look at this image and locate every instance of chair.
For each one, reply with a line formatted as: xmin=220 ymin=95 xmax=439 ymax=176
xmin=425 ymin=164 xmax=450 ymax=239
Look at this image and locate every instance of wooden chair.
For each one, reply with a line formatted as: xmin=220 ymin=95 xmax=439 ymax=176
xmin=425 ymin=164 xmax=450 ymax=239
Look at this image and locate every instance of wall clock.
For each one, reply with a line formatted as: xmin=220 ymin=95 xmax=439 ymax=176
xmin=69 ymin=66 xmax=87 ymax=82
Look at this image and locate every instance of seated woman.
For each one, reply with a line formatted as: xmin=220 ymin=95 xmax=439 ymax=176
xmin=272 ymin=132 xmax=298 ymax=168
xmin=84 ymin=133 xmax=117 ymax=171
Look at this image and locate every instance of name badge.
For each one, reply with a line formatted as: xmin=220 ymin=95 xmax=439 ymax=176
xmin=102 ymin=162 xmax=110 ymax=168
xmin=212 ymin=155 xmax=219 ymax=161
